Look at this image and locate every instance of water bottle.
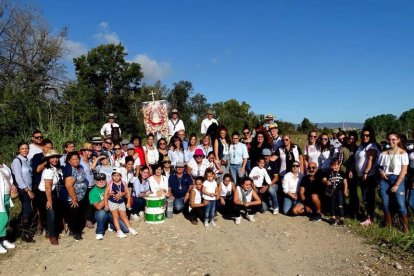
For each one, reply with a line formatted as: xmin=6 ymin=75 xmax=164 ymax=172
xmin=166 ymin=197 xmax=174 ymax=218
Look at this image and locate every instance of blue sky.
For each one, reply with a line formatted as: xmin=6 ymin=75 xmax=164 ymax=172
xmin=36 ymin=0 xmax=414 ymax=123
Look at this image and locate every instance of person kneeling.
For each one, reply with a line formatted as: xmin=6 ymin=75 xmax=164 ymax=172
xmin=89 ymin=173 xmax=130 ymax=240
xmin=189 ymin=177 xmax=209 ymax=225
xmin=233 ymin=177 xmax=261 ymax=224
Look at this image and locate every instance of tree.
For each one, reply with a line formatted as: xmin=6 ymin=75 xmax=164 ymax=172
xmin=166 ymin=80 xmax=193 ymax=125
xmin=72 ymin=43 xmax=143 ymax=134
xmin=364 ymin=114 xmax=400 ymax=136
xmin=399 ymin=108 xmax=414 ymax=134
xmin=297 ymin=118 xmax=316 ymax=134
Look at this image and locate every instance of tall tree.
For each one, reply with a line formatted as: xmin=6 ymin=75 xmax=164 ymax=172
xmin=364 ymin=114 xmax=400 ymax=136
xmin=72 ymin=43 xmax=143 ymax=134
xmin=297 ymin=118 xmax=316 ymax=134
xmin=399 ymin=108 xmax=414 ymax=134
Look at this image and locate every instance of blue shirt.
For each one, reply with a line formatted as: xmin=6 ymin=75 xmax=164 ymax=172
xmin=11 ymin=155 xmax=32 ymax=190
xmin=132 ymin=178 xmax=150 ymax=198
xmin=229 ymin=143 xmax=249 ymax=165
xmin=168 ymin=173 xmax=193 ymax=198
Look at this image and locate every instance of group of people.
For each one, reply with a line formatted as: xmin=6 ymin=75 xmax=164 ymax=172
xmin=0 ymin=110 xmax=413 ymax=254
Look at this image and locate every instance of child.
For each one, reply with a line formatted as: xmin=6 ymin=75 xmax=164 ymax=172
xmin=233 ymin=177 xmax=262 ymax=224
xmin=217 ymin=173 xmax=236 ymax=218
xmin=249 ymin=157 xmax=272 ymax=212
xmin=322 ymin=159 xmax=348 ymax=226
xmin=207 ymin=151 xmax=223 ymax=180
xmin=189 ymin=176 xmax=208 ymax=225
xmin=104 ymin=168 xmax=138 ymax=238
xmin=202 ymin=168 xmax=218 ymax=227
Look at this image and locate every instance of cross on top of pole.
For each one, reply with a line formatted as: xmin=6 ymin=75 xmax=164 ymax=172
xmin=150 ymin=91 xmax=156 ymax=102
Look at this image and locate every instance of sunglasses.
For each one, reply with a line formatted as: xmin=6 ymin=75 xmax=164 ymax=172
xmin=34 ymin=136 xmax=43 ymax=139
xmin=321 ymin=138 xmax=328 ymax=141
xmin=309 ymin=135 xmax=317 ymax=138
xmin=292 ymin=165 xmax=300 ymax=167
xmin=308 ymin=166 xmax=316 ymax=170
xmin=243 ymin=132 xmax=250 ymax=135
xmin=361 ymin=134 xmax=370 ymax=137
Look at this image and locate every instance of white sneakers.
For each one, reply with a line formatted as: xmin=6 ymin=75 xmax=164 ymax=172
xmin=273 ymin=208 xmax=279 ymax=215
xmin=210 ymin=221 xmax=217 ymax=227
xmin=0 ymin=241 xmax=15 ymax=254
xmin=96 ymin=234 xmax=104 ymax=240
xmin=116 ymin=230 xmax=127 ymax=238
xmin=204 ymin=220 xmax=210 ymax=227
xmin=128 ymin=228 xmax=138 ymax=235
xmin=131 ymin=214 xmax=140 ymax=221
xmin=234 ymin=217 xmax=241 ymax=225
xmin=138 ymin=211 xmax=145 ymax=217
xmin=247 ymin=215 xmax=256 ymax=222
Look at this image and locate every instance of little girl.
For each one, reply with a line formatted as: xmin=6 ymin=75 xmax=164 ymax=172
xmin=202 ymin=168 xmax=218 ymax=227
xmin=105 ymin=168 xmax=138 ymax=238
xmin=217 ymin=173 xmax=235 ymax=217
xmin=207 ymin=151 xmax=223 ymax=179
xmin=189 ymin=176 xmax=208 ymax=225
xmin=249 ymin=157 xmax=272 ymax=212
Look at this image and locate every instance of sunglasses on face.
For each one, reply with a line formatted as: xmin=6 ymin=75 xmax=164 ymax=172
xmin=361 ymin=134 xmax=370 ymax=137
xmin=34 ymin=136 xmax=43 ymax=139
xmin=292 ymin=165 xmax=300 ymax=167
xmin=244 ymin=132 xmax=250 ymax=135
xmin=308 ymin=166 xmax=316 ymax=170
xmin=309 ymin=135 xmax=317 ymax=138
xmin=321 ymin=138 xmax=328 ymax=141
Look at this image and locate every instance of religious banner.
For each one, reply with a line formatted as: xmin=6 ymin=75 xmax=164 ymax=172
xmin=142 ymin=100 xmax=169 ymax=138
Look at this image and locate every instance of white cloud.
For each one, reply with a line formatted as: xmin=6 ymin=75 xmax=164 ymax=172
xmin=131 ymin=54 xmax=171 ymax=81
xmin=94 ymin=21 xmax=120 ymax=44
xmin=63 ymin=39 xmax=88 ymax=61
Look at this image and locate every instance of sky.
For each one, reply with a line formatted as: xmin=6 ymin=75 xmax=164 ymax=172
xmin=34 ymin=0 xmax=414 ymax=123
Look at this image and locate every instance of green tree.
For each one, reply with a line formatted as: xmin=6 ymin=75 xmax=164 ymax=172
xmin=72 ymin=43 xmax=143 ymax=135
xmin=297 ymin=118 xmax=316 ymax=134
xmin=166 ymin=80 xmax=193 ymax=125
xmin=364 ymin=114 xmax=400 ymax=136
xmin=399 ymin=108 xmax=414 ymax=134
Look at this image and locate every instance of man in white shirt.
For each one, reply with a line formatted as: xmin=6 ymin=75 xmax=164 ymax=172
xmin=168 ymin=109 xmax=185 ymax=140
xmin=200 ymin=110 xmax=218 ymax=135
xmin=28 ymin=130 xmax=44 ymax=161
xmin=100 ymin=113 xmax=121 ymax=138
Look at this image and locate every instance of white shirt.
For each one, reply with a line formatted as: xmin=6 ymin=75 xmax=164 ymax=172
xmin=304 ymin=144 xmax=320 ymax=164
xmin=377 ymin=151 xmax=409 ymax=175
xmin=168 ymin=118 xmax=185 ymax=136
xmin=120 ymin=156 xmax=141 ymax=168
xmin=200 ymin=118 xmax=218 ymax=134
xmin=100 ymin=122 xmax=121 ymax=137
xmin=282 ymin=172 xmax=301 ymax=194
xmin=202 ymin=180 xmax=217 ymax=200
xmin=249 ymin=166 xmax=272 ymax=188
xmin=0 ymin=164 xmax=13 ymax=195
xmin=187 ymin=158 xmax=210 ymax=178
xmin=220 ymin=182 xmax=233 ymax=197
xmin=144 ymin=146 xmax=159 ymax=165
xmin=28 ymin=143 xmax=43 ymax=161
xmin=148 ymin=175 xmax=169 ymax=194
xmin=38 ymin=167 xmax=61 ymax=192
xmin=168 ymin=150 xmax=185 ymax=167
xmin=355 ymin=143 xmax=380 ymax=177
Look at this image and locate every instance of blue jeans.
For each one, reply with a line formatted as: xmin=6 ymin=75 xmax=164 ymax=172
xmin=359 ymin=175 xmax=377 ymax=219
xmin=132 ymin=197 xmax=145 ymax=214
xmin=174 ymin=197 xmax=185 ymax=212
xmin=204 ymin=200 xmax=216 ymax=222
xmin=230 ymin=164 xmax=243 ymax=186
xmin=258 ymin=186 xmax=278 ymax=212
xmin=283 ymin=196 xmax=297 ymax=214
xmin=328 ymin=192 xmax=344 ymax=218
xmin=95 ymin=209 xmax=128 ymax=234
xmin=18 ymin=189 xmax=33 ymax=221
xmin=268 ymin=184 xmax=279 ymax=209
xmin=379 ymin=175 xmax=407 ymax=216
xmin=409 ymin=189 xmax=414 ymax=212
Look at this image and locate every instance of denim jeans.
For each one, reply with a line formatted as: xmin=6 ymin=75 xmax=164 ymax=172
xmin=230 ymin=164 xmax=243 ymax=186
xmin=95 ymin=209 xmax=128 ymax=234
xmin=18 ymin=189 xmax=33 ymax=221
xmin=328 ymin=192 xmax=344 ymax=218
xmin=132 ymin=197 xmax=145 ymax=214
xmin=379 ymin=175 xmax=407 ymax=216
xmin=409 ymin=189 xmax=414 ymax=212
xmin=283 ymin=196 xmax=297 ymax=214
xmin=204 ymin=200 xmax=216 ymax=222
xmin=40 ymin=191 xmax=60 ymax=237
xmin=259 ymin=185 xmax=278 ymax=212
xmin=173 ymin=197 xmax=185 ymax=213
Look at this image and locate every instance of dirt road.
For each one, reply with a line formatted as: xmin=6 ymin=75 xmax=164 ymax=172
xmin=0 ymin=213 xmax=412 ymax=275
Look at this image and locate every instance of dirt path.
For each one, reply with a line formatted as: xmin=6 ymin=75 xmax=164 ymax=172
xmin=0 ymin=213 xmax=412 ymax=276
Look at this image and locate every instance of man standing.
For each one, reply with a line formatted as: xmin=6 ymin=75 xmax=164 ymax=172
xmin=200 ymin=110 xmax=218 ymax=135
xmin=80 ymin=143 xmax=95 ymax=229
xmin=168 ymin=109 xmax=185 ymax=140
xmin=168 ymin=162 xmax=193 ymax=214
xmin=330 ymin=129 xmax=341 ymax=149
xmin=268 ymin=123 xmax=282 ymax=154
xmin=28 ymin=130 xmax=44 ymax=161
xmin=228 ymin=132 xmax=249 ymax=185
xmin=100 ymin=113 xmax=121 ymax=141
xmin=177 ymin=130 xmax=189 ymax=150
xmin=263 ymin=114 xmax=275 ymax=130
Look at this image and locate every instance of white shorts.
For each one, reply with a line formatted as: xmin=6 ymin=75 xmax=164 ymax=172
xmin=108 ymin=201 xmax=126 ymax=212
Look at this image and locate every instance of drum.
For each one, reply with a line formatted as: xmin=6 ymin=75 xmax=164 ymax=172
xmin=144 ymin=195 xmax=166 ymax=224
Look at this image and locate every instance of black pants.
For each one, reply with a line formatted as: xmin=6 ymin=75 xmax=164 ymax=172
xmin=189 ymin=207 xmax=203 ymax=220
xmin=233 ymin=204 xmax=260 ymax=217
xmin=39 ymin=191 xmax=62 ymax=238
xmin=84 ymin=188 xmax=95 ymax=222
xmin=65 ymin=198 xmax=87 ymax=235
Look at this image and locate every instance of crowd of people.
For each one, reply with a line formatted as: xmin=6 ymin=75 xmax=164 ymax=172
xmin=0 ymin=110 xmax=413 ymax=254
